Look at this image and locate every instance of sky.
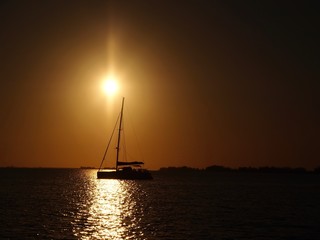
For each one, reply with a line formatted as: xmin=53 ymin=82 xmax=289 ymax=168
xmin=0 ymin=1 xmax=319 ymax=170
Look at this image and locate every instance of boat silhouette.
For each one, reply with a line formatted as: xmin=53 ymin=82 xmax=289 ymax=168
xmin=97 ymin=97 xmax=152 ymax=180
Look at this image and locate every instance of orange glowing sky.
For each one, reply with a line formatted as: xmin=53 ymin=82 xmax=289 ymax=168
xmin=0 ymin=1 xmax=319 ymax=170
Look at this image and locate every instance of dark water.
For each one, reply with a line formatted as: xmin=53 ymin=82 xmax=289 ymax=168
xmin=1 ymin=169 xmax=320 ymax=239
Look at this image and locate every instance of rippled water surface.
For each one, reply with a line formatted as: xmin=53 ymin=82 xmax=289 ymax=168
xmin=1 ymin=169 xmax=320 ymax=239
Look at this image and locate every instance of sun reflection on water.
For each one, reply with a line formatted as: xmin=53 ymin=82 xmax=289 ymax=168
xmin=72 ymin=170 xmax=148 ymax=239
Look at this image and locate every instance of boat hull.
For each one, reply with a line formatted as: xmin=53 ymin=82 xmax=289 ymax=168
xmin=97 ymin=169 xmax=153 ymax=180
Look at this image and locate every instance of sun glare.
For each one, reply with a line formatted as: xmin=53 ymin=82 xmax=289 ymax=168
xmin=102 ymin=78 xmax=118 ymax=96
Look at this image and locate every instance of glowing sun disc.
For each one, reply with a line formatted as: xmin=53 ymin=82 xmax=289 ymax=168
xmin=102 ymin=79 xmax=118 ymax=95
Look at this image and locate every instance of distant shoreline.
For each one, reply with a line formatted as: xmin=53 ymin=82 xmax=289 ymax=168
xmin=1 ymin=165 xmax=319 ymax=174
xmin=159 ymin=165 xmax=320 ymax=174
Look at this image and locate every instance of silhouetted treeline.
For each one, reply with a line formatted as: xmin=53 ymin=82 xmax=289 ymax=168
xmin=314 ymin=167 xmax=320 ymax=174
xmin=235 ymin=166 xmax=308 ymax=174
xmin=206 ymin=165 xmax=232 ymax=172
xmin=159 ymin=165 xmax=320 ymax=174
xmin=159 ymin=166 xmax=200 ymax=173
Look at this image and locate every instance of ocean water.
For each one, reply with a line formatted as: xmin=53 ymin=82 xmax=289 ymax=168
xmin=1 ymin=169 xmax=320 ymax=239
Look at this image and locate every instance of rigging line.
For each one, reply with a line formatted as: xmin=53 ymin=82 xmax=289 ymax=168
xmin=98 ymin=113 xmax=120 ymax=171
xmin=121 ymin=119 xmax=138 ymax=163
xmin=122 ymin=121 xmax=138 ymax=162
xmin=122 ymin=120 xmax=127 ymax=162
xmin=124 ymin=103 xmax=145 ymax=163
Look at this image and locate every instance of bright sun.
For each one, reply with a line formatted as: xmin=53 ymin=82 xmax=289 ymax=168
xmin=102 ymin=78 xmax=118 ymax=95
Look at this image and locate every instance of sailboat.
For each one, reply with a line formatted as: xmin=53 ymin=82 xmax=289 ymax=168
xmin=97 ymin=97 xmax=153 ymax=180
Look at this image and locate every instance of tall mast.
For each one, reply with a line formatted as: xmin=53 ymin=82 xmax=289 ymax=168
xmin=116 ymin=97 xmax=125 ymax=170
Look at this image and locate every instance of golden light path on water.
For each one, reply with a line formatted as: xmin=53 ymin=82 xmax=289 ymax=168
xmin=72 ymin=170 xmax=148 ymax=239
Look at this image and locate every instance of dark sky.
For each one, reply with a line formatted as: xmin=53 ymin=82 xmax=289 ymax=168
xmin=0 ymin=1 xmax=319 ymax=169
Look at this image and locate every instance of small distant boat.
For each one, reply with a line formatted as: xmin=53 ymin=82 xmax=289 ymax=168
xmin=97 ymin=97 xmax=152 ymax=180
